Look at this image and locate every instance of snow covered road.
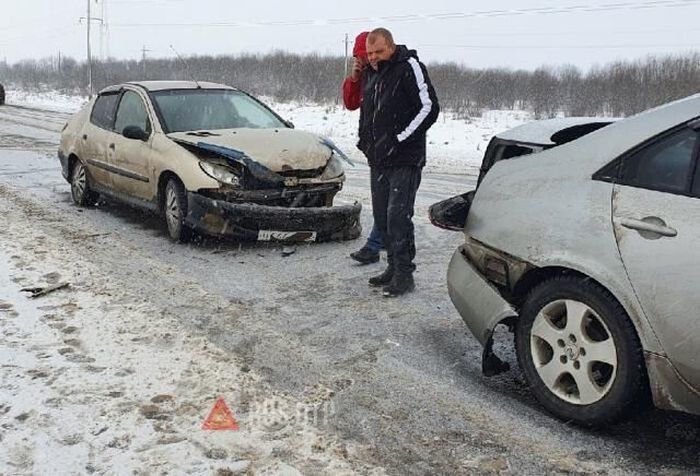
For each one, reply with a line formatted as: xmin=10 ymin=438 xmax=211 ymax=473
xmin=1 ymin=101 xmax=699 ymax=474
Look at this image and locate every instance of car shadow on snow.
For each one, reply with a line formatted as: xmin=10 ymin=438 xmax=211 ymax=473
xmin=422 ymin=323 xmax=700 ymax=471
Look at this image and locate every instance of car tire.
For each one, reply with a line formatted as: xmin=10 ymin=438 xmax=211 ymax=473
xmin=70 ymin=161 xmax=98 ymax=206
xmin=164 ymin=177 xmax=192 ymax=242
xmin=515 ymin=275 xmax=647 ymax=426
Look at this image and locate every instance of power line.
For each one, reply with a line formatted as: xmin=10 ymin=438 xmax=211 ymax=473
xmin=421 ymin=26 xmax=700 ymax=38
xmin=108 ymin=0 xmax=700 ymax=28
xmin=418 ymin=42 xmax=700 ymax=49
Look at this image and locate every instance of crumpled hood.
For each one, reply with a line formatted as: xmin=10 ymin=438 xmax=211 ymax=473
xmin=168 ymin=128 xmax=332 ymax=172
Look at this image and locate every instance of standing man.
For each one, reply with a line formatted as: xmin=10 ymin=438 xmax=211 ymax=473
xmin=358 ymin=28 xmax=439 ymax=297
xmin=342 ymin=31 xmax=385 ymax=265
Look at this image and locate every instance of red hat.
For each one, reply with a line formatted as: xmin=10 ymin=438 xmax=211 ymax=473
xmin=353 ymin=31 xmax=369 ymax=59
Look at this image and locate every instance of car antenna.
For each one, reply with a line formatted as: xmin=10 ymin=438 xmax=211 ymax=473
xmin=169 ymin=45 xmax=201 ymax=89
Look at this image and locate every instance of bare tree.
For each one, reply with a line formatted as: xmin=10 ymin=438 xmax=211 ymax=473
xmin=2 ymin=51 xmax=699 ymax=117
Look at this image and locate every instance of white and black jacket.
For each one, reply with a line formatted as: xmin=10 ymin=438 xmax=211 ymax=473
xmin=357 ymin=45 xmax=440 ymax=168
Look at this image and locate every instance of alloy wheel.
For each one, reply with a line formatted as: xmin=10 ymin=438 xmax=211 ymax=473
xmin=165 ymin=183 xmax=181 ymax=233
xmin=71 ymin=163 xmax=87 ymax=202
xmin=530 ymin=299 xmax=618 ymax=405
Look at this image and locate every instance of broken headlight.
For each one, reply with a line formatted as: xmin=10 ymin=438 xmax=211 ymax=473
xmin=320 ymin=153 xmax=344 ymax=180
xmin=199 ymin=161 xmax=240 ymax=187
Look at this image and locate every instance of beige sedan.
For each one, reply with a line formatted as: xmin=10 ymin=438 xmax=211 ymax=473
xmin=58 ymin=81 xmax=361 ymax=242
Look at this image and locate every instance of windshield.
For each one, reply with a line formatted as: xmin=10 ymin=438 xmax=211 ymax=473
xmin=151 ymin=89 xmax=286 ymax=133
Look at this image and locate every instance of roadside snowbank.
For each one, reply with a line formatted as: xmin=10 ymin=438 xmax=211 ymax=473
xmin=5 ymin=88 xmax=87 ymax=113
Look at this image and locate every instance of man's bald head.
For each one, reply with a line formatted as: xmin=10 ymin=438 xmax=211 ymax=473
xmin=366 ymin=28 xmax=396 ymax=70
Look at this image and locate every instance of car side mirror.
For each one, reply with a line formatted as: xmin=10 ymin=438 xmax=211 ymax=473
xmin=284 ymin=120 xmax=295 ymax=129
xmin=122 ymin=125 xmax=149 ymax=141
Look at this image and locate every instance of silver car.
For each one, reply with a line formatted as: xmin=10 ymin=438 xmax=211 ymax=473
xmin=431 ymin=97 xmax=700 ymax=425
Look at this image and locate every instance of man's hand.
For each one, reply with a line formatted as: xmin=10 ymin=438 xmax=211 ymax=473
xmin=350 ymin=57 xmax=364 ymax=82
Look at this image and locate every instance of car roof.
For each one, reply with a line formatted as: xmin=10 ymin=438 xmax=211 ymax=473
xmin=567 ymin=93 xmax=700 ymax=168
xmin=98 ymin=81 xmax=236 ymax=94
xmin=495 ymin=117 xmax=615 ymax=146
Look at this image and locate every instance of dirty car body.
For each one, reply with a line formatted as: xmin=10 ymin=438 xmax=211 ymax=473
xmin=58 ymin=81 xmax=361 ymax=242
xmin=431 ymin=102 xmax=700 ymax=424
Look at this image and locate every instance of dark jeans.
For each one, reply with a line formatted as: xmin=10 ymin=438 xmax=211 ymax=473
xmin=370 ymin=166 xmax=422 ymax=276
xmin=365 ymin=223 xmax=384 ymax=252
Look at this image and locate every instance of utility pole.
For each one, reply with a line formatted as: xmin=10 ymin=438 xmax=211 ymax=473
xmin=343 ymin=33 xmax=349 ymax=79
xmin=100 ymin=0 xmax=106 ymax=59
xmin=141 ymin=45 xmax=150 ymax=79
xmin=339 ymin=33 xmax=349 ymax=105
xmin=80 ymin=0 xmax=103 ymax=97
xmin=87 ymin=0 xmax=92 ymax=96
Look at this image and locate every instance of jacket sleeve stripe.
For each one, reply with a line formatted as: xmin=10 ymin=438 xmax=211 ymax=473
xmin=397 ymin=57 xmax=432 ymax=143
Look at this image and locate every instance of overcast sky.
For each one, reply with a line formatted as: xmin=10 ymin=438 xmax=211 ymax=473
xmin=2 ymin=0 xmax=699 ymax=70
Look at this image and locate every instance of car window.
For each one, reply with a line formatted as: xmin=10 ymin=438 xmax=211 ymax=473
xmin=619 ymin=127 xmax=698 ymax=194
xmin=90 ymin=93 xmax=120 ymax=130
xmin=231 ymin=95 xmax=284 ymax=129
xmin=477 ymin=141 xmax=542 ymax=186
xmin=151 ymin=89 xmax=286 ymax=133
xmin=500 ymin=144 xmax=538 ymax=160
xmin=114 ymin=90 xmax=151 ymax=135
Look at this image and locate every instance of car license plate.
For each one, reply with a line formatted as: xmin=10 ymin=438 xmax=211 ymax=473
xmin=257 ymin=230 xmax=317 ymax=242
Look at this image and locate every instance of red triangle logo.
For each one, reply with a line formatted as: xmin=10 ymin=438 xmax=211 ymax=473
xmin=202 ymin=397 xmax=239 ymax=431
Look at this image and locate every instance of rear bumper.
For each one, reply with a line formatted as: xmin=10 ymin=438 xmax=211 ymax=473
xmin=447 ymin=245 xmax=517 ymax=375
xmin=184 ymin=192 xmax=362 ymax=242
xmin=447 ymin=245 xmax=517 ymax=346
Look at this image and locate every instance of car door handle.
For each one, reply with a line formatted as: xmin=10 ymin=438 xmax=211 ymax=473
xmin=109 ymin=143 xmax=115 ymax=150
xmin=619 ymin=217 xmax=677 ymax=237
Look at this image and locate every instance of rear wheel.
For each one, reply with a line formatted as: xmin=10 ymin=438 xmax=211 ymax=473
xmin=164 ymin=177 xmax=192 ymax=242
xmin=70 ymin=161 xmax=98 ymax=206
xmin=515 ymin=275 xmax=647 ymax=426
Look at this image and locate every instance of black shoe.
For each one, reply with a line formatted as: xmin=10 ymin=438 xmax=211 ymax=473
xmin=369 ymin=268 xmax=394 ymax=287
xmin=350 ymin=246 xmax=380 ymax=264
xmin=382 ymin=274 xmax=415 ymax=297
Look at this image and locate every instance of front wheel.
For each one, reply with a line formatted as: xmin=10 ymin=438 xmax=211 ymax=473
xmin=163 ymin=177 xmax=192 ymax=242
xmin=515 ymin=275 xmax=647 ymax=426
xmin=70 ymin=161 xmax=98 ymax=206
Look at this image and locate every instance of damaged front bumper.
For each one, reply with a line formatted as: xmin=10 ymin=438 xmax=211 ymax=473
xmin=185 ymin=192 xmax=362 ymax=242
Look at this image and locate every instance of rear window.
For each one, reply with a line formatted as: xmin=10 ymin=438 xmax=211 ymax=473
xmin=477 ymin=140 xmax=543 ymax=186
xmin=500 ymin=144 xmax=537 ymax=160
xmin=90 ymin=93 xmax=120 ymax=130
